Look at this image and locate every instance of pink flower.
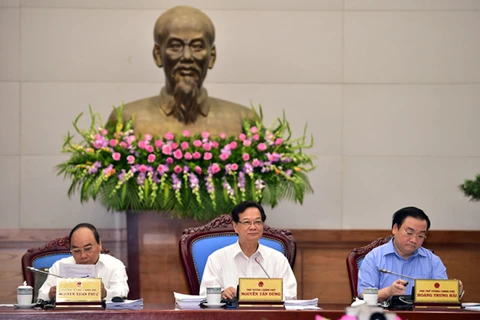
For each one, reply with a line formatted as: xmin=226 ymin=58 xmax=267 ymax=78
xmin=162 ymin=144 xmax=172 ymax=155
xmin=239 ymin=133 xmax=246 ymax=141
xmin=174 ymin=165 xmax=183 ymax=174
xmin=250 ymin=126 xmax=258 ymax=134
xmin=193 ymin=140 xmax=202 ymax=148
xmin=257 ymin=143 xmax=267 ymax=151
xmin=138 ymin=164 xmax=148 ymax=173
xmin=127 ymin=135 xmax=136 ymax=145
xmin=146 ymin=145 xmax=154 ymax=153
xmin=229 ymin=141 xmax=237 ymax=149
xmin=147 ymin=154 xmax=156 ymax=163
xmin=164 ymin=132 xmax=174 ymax=140
xmin=127 ymin=155 xmax=135 ymax=164
xmin=101 ymin=129 xmax=108 ymax=136
xmin=112 ymin=152 xmax=121 ymax=161
xmin=201 ymin=132 xmax=209 ymax=140
xmin=242 ymin=153 xmax=250 ymax=161
xmin=211 ymin=163 xmax=220 ymax=174
xmin=109 ymin=139 xmax=118 ymax=147
xmin=184 ymin=152 xmax=192 ymax=160
xmin=154 ymin=140 xmax=163 ymax=148
xmin=220 ymin=132 xmax=226 ymax=139
xmin=231 ymin=163 xmax=239 ymax=171
xmin=195 ymin=166 xmax=202 ymax=175
xmin=193 ymin=152 xmax=201 ymax=160
xmin=204 ymin=152 xmax=212 ymax=160
xmin=182 ymin=130 xmax=190 ymax=138
xmin=275 ymin=138 xmax=283 ymax=145
xmin=252 ymin=134 xmax=260 ymax=141
xmin=173 ymin=149 xmax=183 ymax=159
xmin=171 ymin=142 xmax=179 ymax=150
xmin=212 ymin=141 xmax=219 ymax=149
xmin=157 ymin=164 xmax=167 ymax=174
xmin=203 ymin=143 xmax=211 ymax=151
xmin=138 ymin=140 xmax=147 ymax=150
xmin=181 ymin=141 xmax=189 ymax=150
xmin=119 ymin=141 xmax=128 ymax=148
xmin=243 ymin=140 xmax=252 ymax=147
xmin=166 ymin=157 xmax=174 ymax=164
xmin=252 ymin=158 xmax=260 ymax=167
xmin=220 ymin=153 xmax=229 ymax=161
xmin=144 ymin=134 xmax=152 ymax=141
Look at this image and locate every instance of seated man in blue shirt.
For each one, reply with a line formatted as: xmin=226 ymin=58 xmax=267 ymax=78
xmin=357 ymin=206 xmax=464 ymax=302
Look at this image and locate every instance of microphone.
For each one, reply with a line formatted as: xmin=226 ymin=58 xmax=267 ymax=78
xmin=378 ymin=268 xmax=415 ymax=280
xmin=254 ymin=257 xmax=270 ymax=278
xmin=27 ymin=266 xmax=63 ymax=278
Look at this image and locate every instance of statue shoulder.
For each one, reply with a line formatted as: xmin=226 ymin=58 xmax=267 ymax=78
xmin=208 ymin=96 xmax=256 ymax=121
xmin=107 ymin=95 xmax=160 ymax=124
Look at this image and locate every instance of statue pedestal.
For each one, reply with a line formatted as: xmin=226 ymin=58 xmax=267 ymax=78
xmin=126 ymin=211 xmax=204 ymax=302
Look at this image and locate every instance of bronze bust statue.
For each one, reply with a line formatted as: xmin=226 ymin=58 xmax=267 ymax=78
xmin=107 ymin=6 xmax=255 ymax=137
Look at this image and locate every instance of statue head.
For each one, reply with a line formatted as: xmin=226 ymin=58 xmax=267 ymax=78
xmin=153 ymin=6 xmax=216 ymax=95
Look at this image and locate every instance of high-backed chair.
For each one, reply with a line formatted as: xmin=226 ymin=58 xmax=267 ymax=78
xmin=346 ymin=235 xmax=393 ymax=300
xmin=179 ymin=214 xmax=296 ymax=295
xmin=21 ymin=236 xmax=111 ymax=301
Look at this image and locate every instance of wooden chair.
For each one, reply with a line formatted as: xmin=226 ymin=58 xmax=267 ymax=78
xmin=346 ymin=235 xmax=393 ymax=300
xmin=179 ymin=214 xmax=296 ymax=295
xmin=21 ymin=236 xmax=111 ymax=301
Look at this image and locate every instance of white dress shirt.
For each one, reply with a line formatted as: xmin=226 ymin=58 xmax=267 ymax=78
xmin=199 ymin=242 xmax=297 ymax=300
xmin=38 ymin=254 xmax=129 ymax=301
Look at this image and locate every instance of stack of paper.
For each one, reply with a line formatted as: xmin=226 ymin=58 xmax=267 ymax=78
xmin=174 ymin=292 xmax=205 ymax=309
xmin=284 ymin=298 xmax=321 ymax=310
xmin=105 ymin=298 xmax=144 ymax=310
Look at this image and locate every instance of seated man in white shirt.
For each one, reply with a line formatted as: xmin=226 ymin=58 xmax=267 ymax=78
xmin=199 ymin=201 xmax=297 ymax=300
xmin=38 ymin=223 xmax=129 ymax=301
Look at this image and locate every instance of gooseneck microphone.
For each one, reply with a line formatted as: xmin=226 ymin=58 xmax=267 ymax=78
xmin=254 ymin=257 xmax=271 ymax=278
xmin=378 ymin=268 xmax=416 ymax=280
xmin=27 ymin=266 xmax=63 ymax=278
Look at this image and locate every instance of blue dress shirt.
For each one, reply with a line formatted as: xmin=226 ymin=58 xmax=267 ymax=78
xmin=357 ymin=238 xmax=447 ymax=296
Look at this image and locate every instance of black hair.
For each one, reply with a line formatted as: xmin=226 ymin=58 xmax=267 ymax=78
xmin=392 ymin=206 xmax=431 ymax=230
xmin=69 ymin=223 xmax=101 ymax=245
xmin=231 ymin=201 xmax=267 ymax=223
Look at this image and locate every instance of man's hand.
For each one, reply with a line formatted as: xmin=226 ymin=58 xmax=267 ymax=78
xmin=48 ymin=286 xmax=57 ymax=300
xmin=388 ymin=279 xmax=408 ymax=296
xmin=221 ymin=287 xmax=236 ymax=300
xmin=376 ymin=278 xmax=408 ymax=302
xmin=101 ymin=282 xmax=107 ymax=299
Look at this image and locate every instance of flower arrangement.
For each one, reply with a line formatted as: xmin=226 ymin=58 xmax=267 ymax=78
xmin=57 ymin=105 xmax=315 ymax=221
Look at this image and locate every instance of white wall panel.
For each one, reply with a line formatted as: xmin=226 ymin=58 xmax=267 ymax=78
xmin=0 ymin=156 xmax=20 ymax=228
xmin=343 ymin=157 xmax=480 ymax=230
xmin=344 ymin=84 xmax=480 ymax=157
xmin=0 ymin=8 xmax=20 ymax=80
xmin=20 ymin=0 xmax=342 ymax=10
xmin=344 ymin=11 xmax=480 ymax=83
xmin=0 ymin=82 xmax=20 ymax=155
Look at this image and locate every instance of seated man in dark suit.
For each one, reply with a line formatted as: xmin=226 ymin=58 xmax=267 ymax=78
xmin=38 ymin=223 xmax=128 ymax=301
xmin=358 ymin=206 xmax=464 ymax=302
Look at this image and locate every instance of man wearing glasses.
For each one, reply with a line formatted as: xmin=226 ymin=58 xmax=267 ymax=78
xmin=357 ymin=206 xmax=464 ymax=302
xmin=199 ymin=201 xmax=297 ymax=300
xmin=38 ymin=223 xmax=129 ymax=301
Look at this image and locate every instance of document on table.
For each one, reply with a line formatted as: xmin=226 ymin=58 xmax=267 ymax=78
xmin=284 ymin=298 xmax=321 ymax=310
xmin=59 ymin=263 xmax=95 ymax=278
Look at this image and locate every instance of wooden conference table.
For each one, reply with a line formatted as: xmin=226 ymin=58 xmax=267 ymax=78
xmin=0 ymin=303 xmax=478 ymax=320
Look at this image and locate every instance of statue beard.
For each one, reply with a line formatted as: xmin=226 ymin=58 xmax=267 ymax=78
xmin=168 ymin=75 xmax=200 ymax=124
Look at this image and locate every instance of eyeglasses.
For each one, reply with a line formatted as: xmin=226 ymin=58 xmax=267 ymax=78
xmin=70 ymin=244 xmax=95 ymax=255
xmin=402 ymin=228 xmax=427 ymax=240
xmin=238 ymin=220 xmax=263 ymax=227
